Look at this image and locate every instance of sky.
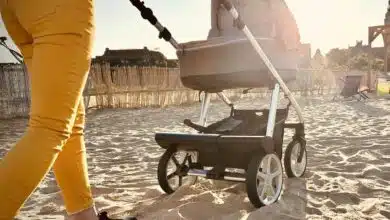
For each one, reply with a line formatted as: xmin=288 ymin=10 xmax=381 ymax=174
xmin=0 ymin=0 xmax=388 ymax=63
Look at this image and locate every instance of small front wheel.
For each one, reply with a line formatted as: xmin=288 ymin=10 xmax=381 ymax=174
xmin=157 ymin=147 xmax=198 ymax=194
xmin=284 ymin=139 xmax=307 ymax=178
xmin=246 ymin=153 xmax=284 ymax=208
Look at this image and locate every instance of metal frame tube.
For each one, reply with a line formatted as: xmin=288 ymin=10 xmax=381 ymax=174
xmin=0 ymin=38 xmax=24 ymax=64
xmin=222 ymin=1 xmax=304 ymax=124
xmin=154 ymin=22 xmax=180 ymax=49
xmin=199 ymin=94 xmax=206 ymax=123
xmin=266 ymin=84 xmax=280 ymax=137
xmin=217 ymin=92 xmax=233 ymax=107
xmin=199 ymin=92 xmax=212 ymax=126
xmin=187 ymin=169 xmax=246 ymax=182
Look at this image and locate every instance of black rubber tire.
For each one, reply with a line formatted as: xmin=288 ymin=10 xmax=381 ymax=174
xmin=157 ymin=146 xmax=197 ymax=194
xmin=246 ymin=152 xmax=283 ymax=208
xmin=284 ymin=139 xmax=307 ymax=178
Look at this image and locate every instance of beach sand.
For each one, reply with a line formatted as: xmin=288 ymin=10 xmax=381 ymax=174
xmin=1 ymin=95 xmax=390 ymax=220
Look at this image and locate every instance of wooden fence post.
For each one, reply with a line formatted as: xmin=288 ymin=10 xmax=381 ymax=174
xmin=101 ymin=62 xmax=114 ymax=108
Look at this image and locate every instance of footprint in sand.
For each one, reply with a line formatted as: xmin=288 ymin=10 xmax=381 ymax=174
xmin=111 ymin=137 xmax=126 ymax=143
xmin=380 ymin=210 xmax=390 ymax=219
xmin=91 ymin=186 xmax=117 ymax=195
xmin=38 ymin=203 xmax=60 ymax=215
xmin=312 ymin=174 xmax=325 ymax=188
xmin=357 ymin=182 xmax=376 ymax=195
xmin=325 ymin=171 xmax=339 ymax=178
xmin=305 ymin=206 xmax=322 ymax=216
xmin=324 ymin=200 xmax=337 ymax=208
xmin=308 ymin=201 xmax=322 ymax=208
xmin=380 ymin=148 xmax=390 ymax=156
xmin=331 ymin=207 xmax=347 ymax=214
xmin=328 ymin=192 xmax=360 ymax=205
xmin=40 ymin=185 xmax=60 ymax=194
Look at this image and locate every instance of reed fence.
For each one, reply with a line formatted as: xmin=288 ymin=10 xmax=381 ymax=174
xmin=0 ymin=64 xmax=30 ymax=119
xmin=0 ymin=62 xmax=374 ymax=119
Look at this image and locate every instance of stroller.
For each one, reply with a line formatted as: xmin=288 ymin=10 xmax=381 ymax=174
xmin=130 ymin=0 xmax=308 ymax=208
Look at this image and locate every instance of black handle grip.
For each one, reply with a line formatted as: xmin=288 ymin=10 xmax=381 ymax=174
xmin=0 ymin=36 xmax=7 ymax=42
xmin=130 ymin=0 xmax=157 ymax=25
xmin=129 ymin=0 xmax=172 ymax=42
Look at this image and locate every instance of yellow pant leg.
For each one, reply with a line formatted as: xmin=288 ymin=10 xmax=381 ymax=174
xmin=53 ymin=99 xmax=95 ymax=215
xmin=0 ymin=0 xmax=95 ymax=218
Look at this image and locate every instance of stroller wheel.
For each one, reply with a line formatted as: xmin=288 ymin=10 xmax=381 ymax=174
xmin=284 ymin=139 xmax=307 ymax=178
xmin=246 ymin=153 xmax=284 ymax=208
xmin=157 ymin=146 xmax=198 ymax=194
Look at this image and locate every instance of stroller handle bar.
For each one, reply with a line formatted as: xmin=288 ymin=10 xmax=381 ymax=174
xmin=129 ymin=0 xmax=304 ymax=123
xmin=129 ymin=0 xmax=180 ymax=50
xmin=0 ymin=36 xmax=24 ymax=64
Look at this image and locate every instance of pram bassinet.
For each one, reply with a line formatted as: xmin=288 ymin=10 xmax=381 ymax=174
xmin=178 ymin=0 xmax=301 ymax=92
xmin=178 ymin=37 xmax=299 ymax=92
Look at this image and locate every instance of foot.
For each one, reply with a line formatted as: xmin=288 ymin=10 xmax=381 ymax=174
xmin=98 ymin=211 xmax=137 ymax=220
xmin=68 ymin=207 xmax=99 ymax=220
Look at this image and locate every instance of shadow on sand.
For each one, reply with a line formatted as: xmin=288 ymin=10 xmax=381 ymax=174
xmin=343 ymin=99 xmax=390 ymax=117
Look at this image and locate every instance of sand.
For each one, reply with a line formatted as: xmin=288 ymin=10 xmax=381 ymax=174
xmin=1 ymin=95 xmax=390 ymax=220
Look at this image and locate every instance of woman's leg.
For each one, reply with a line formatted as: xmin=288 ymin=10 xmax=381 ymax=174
xmin=0 ymin=0 xmax=95 ymax=218
xmin=53 ymin=99 xmax=96 ymax=216
xmin=0 ymin=4 xmax=96 ymax=219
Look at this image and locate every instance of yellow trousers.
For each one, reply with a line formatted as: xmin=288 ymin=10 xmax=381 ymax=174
xmin=0 ymin=0 xmax=95 ymax=218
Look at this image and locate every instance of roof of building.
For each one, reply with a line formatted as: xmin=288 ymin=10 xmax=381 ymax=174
xmin=97 ymin=47 xmax=167 ymax=60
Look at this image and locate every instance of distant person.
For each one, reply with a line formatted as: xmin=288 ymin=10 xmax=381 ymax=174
xmin=0 ymin=0 xmax=135 ymax=219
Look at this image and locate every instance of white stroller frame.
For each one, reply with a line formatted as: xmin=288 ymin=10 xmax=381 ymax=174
xmin=130 ymin=0 xmax=307 ymax=208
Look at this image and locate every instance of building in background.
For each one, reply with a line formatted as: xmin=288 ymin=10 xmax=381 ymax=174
xmin=92 ymin=47 xmax=179 ymax=68
xmin=298 ymin=43 xmax=312 ymax=68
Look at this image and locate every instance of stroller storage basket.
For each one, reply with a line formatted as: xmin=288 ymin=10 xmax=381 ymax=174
xmin=155 ymin=109 xmax=287 ymax=169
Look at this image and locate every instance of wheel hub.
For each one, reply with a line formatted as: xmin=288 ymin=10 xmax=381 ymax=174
xmin=177 ymin=165 xmax=189 ymax=176
xmin=257 ymin=154 xmax=283 ymax=205
xmin=264 ymin=176 xmax=271 ymax=185
xmin=291 ymin=143 xmax=306 ymax=177
xmin=159 ymin=148 xmax=198 ymax=194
